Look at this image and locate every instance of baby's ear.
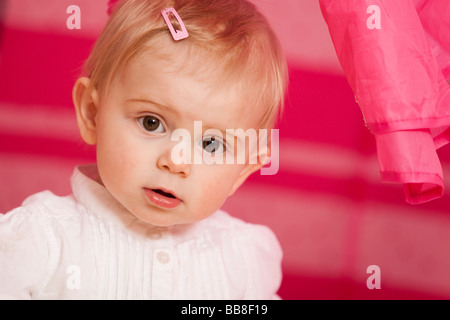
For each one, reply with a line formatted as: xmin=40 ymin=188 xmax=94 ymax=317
xmin=73 ymin=77 xmax=100 ymax=145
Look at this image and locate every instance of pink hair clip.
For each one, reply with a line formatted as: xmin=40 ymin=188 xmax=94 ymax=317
xmin=107 ymin=0 xmax=119 ymax=15
xmin=161 ymin=8 xmax=189 ymax=41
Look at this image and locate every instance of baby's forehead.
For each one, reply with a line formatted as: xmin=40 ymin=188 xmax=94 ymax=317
xmin=126 ymin=42 xmax=262 ymax=96
xmin=132 ymin=38 xmax=253 ymax=84
xmin=114 ymin=48 xmax=266 ymax=129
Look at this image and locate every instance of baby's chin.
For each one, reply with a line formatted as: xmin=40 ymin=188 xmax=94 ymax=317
xmin=110 ymin=189 xmax=220 ymax=227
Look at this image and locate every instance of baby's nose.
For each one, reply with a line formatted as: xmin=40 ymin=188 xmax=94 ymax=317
xmin=156 ymin=142 xmax=191 ymax=177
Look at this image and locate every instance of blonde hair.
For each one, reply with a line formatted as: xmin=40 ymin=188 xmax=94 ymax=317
xmin=83 ymin=0 xmax=288 ymax=128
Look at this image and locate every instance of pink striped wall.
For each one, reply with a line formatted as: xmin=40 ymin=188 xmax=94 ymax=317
xmin=1 ymin=0 xmax=450 ymax=299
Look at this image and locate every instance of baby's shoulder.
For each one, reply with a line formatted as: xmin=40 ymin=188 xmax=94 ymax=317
xmin=0 ymin=191 xmax=78 ymax=252
xmin=1 ymin=191 xmax=78 ymax=226
xmin=204 ymin=209 xmax=272 ymax=232
xmin=198 ymin=210 xmax=282 ymax=254
xmin=22 ymin=190 xmax=78 ymax=215
xmin=202 ymin=210 xmax=256 ymax=230
xmin=192 ymin=210 xmax=283 ymax=299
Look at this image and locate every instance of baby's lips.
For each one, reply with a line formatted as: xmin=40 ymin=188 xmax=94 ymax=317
xmin=146 ymin=185 xmax=180 ymax=199
xmin=143 ymin=187 xmax=182 ymax=210
xmin=152 ymin=188 xmax=177 ymax=199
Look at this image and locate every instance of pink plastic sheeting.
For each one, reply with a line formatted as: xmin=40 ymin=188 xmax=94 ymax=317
xmin=319 ymin=0 xmax=450 ymax=204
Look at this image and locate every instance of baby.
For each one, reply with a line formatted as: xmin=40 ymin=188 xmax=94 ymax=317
xmin=0 ymin=0 xmax=288 ymax=299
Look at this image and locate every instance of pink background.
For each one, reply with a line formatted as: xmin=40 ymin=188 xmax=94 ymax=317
xmin=1 ymin=0 xmax=450 ymax=299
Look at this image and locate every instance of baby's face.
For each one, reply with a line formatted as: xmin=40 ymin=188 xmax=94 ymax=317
xmin=94 ymin=50 xmax=265 ymax=227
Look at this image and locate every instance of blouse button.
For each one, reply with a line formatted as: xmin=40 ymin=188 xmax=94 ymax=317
xmin=157 ymin=251 xmax=171 ymax=264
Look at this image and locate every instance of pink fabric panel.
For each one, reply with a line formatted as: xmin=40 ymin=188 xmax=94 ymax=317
xmin=319 ymin=0 xmax=450 ymax=133
xmin=375 ymin=129 xmax=444 ymax=204
xmin=418 ymin=0 xmax=450 ymax=53
xmin=320 ymin=0 xmax=450 ymax=203
xmin=418 ymin=0 xmax=450 ymax=79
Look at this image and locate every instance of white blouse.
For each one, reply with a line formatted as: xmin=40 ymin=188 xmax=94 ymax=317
xmin=0 ymin=165 xmax=282 ymax=300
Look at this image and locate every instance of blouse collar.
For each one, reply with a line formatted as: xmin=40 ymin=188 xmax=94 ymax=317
xmin=70 ymin=164 xmax=203 ymax=241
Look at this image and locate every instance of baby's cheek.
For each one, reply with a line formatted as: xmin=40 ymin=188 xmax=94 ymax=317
xmin=199 ymin=169 xmax=237 ymax=204
xmin=97 ymin=145 xmax=139 ymax=201
xmin=103 ymin=136 xmax=141 ymax=173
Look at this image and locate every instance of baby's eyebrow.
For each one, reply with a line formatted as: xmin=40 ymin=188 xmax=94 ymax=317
xmin=202 ymin=123 xmax=229 ymax=133
xmin=202 ymin=125 xmax=243 ymax=143
xmin=125 ymin=98 xmax=178 ymax=114
xmin=126 ymin=98 xmax=167 ymax=108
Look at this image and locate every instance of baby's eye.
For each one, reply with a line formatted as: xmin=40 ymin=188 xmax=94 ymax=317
xmin=201 ymin=136 xmax=225 ymax=155
xmin=138 ymin=116 xmax=165 ymax=133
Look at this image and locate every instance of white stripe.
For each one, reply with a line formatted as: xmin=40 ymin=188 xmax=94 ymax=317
xmin=280 ymin=139 xmax=381 ymax=182
xmin=1 ymin=103 xmax=449 ymax=188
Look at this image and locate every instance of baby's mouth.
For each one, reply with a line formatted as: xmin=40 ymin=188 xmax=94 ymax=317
xmin=152 ymin=189 xmax=176 ymax=199
xmin=144 ymin=188 xmax=182 ymax=209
